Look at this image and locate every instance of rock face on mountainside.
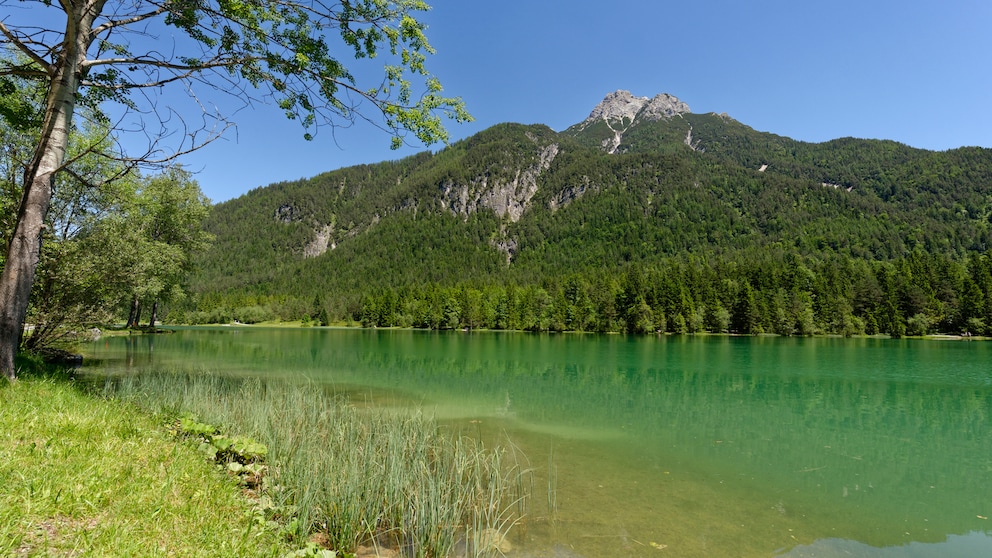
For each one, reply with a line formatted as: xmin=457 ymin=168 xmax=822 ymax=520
xmin=439 ymin=141 xmax=560 ymax=222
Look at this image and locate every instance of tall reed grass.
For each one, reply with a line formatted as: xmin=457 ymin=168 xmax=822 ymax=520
xmin=94 ymin=370 xmax=525 ymax=557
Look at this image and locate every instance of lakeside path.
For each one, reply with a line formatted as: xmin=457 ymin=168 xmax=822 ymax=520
xmin=0 ymin=372 xmax=291 ymax=557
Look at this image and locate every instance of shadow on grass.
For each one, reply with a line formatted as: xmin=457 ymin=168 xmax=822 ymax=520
xmin=12 ymin=351 xmax=78 ymax=381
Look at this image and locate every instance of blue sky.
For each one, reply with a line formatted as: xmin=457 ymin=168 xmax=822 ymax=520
xmin=171 ymin=0 xmax=992 ymax=202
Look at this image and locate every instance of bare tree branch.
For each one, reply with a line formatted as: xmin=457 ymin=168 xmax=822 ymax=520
xmin=82 ymin=53 xmax=249 ymax=73
xmin=90 ymin=6 xmax=167 ymax=37
xmin=0 ymin=21 xmax=53 ymax=72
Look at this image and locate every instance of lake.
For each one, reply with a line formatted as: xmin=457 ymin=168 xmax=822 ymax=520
xmin=80 ymin=328 xmax=992 ymax=557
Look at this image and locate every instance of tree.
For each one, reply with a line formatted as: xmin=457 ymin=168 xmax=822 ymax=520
xmin=118 ymin=167 xmax=211 ymax=328
xmin=0 ymin=0 xmax=470 ymax=378
xmin=731 ymin=280 xmax=760 ymax=334
xmin=23 ymin=125 xmax=138 ymax=349
xmin=2 ymin=69 xmax=137 ymax=351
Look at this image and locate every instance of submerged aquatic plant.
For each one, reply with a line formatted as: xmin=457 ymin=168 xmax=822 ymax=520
xmin=96 ymin=370 xmax=526 ymax=557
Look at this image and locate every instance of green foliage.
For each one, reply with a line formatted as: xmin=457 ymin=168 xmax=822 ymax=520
xmin=20 ymin=164 xmax=212 ymax=345
xmin=0 ymin=59 xmax=44 ymax=132
xmin=10 ymin=0 xmax=470 ymax=148
xmin=123 ymin=167 xmax=214 ymax=323
xmin=154 ymin=0 xmax=472 ymax=145
xmin=174 ymin=415 xmax=269 ymax=492
xmin=283 ymin=544 xmax=340 ymax=558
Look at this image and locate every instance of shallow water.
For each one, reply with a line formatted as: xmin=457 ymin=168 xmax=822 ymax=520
xmin=80 ymin=329 xmax=992 ymax=557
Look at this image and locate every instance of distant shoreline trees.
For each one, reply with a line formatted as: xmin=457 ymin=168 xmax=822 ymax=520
xmin=176 ymin=249 xmax=992 ymax=338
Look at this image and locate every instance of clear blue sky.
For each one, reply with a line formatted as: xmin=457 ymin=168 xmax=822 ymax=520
xmin=174 ymin=0 xmax=992 ymax=203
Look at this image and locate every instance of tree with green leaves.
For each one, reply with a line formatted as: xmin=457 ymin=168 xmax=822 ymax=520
xmin=22 ymin=124 xmax=138 ymax=350
xmin=1 ymin=67 xmax=136 ymax=351
xmin=116 ymin=167 xmax=212 ymax=329
xmin=0 ymin=0 xmax=470 ymax=378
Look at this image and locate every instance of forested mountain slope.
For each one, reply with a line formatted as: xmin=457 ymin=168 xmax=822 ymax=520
xmin=184 ymin=91 xmax=992 ymax=336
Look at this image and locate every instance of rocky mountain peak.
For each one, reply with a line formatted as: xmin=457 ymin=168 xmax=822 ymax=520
xmin=586 ymin=90 xmax=648 ymax=123
xmin=583 ymin=90 xmax=691 ymax=126
xmin=576 ymin=90 xmax=692 ymax=153
xmin=641 ymin=93 xmax=691 ymax=120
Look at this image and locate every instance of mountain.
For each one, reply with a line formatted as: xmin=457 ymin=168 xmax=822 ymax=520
xmin=182 ymin=91 xmax=992 ymax=336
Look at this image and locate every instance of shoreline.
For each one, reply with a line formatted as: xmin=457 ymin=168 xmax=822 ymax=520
xmin=147 ymin=321 xmax=991 ymax=341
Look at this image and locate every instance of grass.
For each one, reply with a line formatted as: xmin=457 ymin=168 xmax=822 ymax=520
xmin=0 ymin=367 xmax=291 ymax=557
xmin=97 ymin=370 xmax=527 ymax=558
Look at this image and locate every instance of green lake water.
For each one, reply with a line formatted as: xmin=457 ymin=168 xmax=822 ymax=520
xmin=80 ymin=329 xmax=992 ymax=557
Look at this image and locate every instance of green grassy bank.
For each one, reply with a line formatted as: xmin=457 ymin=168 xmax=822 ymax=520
xmin=1 ymin=360 xmax=523 ymax=558
xmin=0 ymin=366 xmax=291 ymax=557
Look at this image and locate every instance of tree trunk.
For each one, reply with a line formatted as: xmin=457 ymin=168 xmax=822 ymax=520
xmin=0 ymin=177 xmax=52 ymax=378
xmin=127 ymin=296 xmax=141 ymax=328
xmin=0 ymin=4 xmax=98 ymax=379
xmin=148 ymin=300 xmax=158 ymax=330
xmin=0 ymin=129 xmax=65 ymax=379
